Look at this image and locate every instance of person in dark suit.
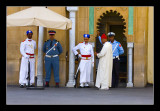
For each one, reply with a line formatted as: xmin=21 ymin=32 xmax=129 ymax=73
xmin=95 ymin=31 xmax=103 ymax=73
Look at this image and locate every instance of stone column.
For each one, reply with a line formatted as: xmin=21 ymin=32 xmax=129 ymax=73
xmin=127 ymin=42 xmax=134 ymax=87
xmin=66 ymin=7 xmax=78 ymax=87
xmin=37 ymin=26 xmax=44 ymax=86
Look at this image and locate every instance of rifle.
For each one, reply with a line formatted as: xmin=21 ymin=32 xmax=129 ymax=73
xmin=26 ymin=59 xmax=30 ymax=87
xmin=73 ymin=54 xmax=80 ymax=88
xmin=26 ymin=58 xmax=44 ymax=90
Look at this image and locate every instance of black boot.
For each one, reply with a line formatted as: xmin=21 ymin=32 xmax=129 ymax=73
xmin=20 ymin=84 xmax=24 ymax=88
xmin=84 ymin=86 xmax=90 ymax=88
xmin=55 ymin=83 xmax=59 ymax=88
xmin=78 ymin=86 xmax=84 ymax=88
xmin=30 ymin=84 xmax=34 ymax=87
xmin=45 ymin=81 xmax=49 ymax=87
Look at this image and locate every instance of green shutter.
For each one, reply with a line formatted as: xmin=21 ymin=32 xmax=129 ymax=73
xmin=89 ymin=7 xmax=94 ymax=34
xmin=128 ymin=7 xmax=134 ymax=35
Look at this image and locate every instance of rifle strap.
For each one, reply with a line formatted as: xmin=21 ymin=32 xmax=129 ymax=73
xmin=46 ymin=42 xmax=59 ymax=55
xmin=113 ymin=43 xmax=118 ymax=53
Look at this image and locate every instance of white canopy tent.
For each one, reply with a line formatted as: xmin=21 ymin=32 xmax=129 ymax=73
xmin=7 ymin=7 xmax=72 ymax=86
xmin=7 ymin=7 xmax=72 ymax=29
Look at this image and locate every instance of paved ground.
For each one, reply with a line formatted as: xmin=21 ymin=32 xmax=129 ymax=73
xmin=6 ymin=85 xmax=154 ymax=105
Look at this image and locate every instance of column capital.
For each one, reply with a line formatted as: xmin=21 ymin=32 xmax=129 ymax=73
xmin=67 ymin=7 xmax=78 ymax=12
xmin=127 ymin=42 xmax=134 ymax=48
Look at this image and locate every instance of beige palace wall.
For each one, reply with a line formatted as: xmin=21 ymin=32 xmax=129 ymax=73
xmin=147 ymin=7 xmax=153 ymax=84
xmin=7 ymin=7 xmax=37 ymax=85
xmin=44 ymin=7 xmax=68 ymax=86
xmin=133 ymin=7 xmax=149 ymax=87
xmin=7 ymin=6 xmax=153 ymax=87
xmin=93 ymin=7 xmax=153 ymax=87
xmin=7 ymin=7 xmax=68 ymax=86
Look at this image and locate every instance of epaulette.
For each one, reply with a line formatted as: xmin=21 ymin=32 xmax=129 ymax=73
xmin=79 ymin=42 xmax=83 ymax=43
xmin=55 ymin=39 xmax=59 ymax=42
xmin=56 ymin=40 xmax=60 ymax=43
xmin=45 ymin=40 xmax=49 ymax=42
xmin=22 ymin=40 xmax=25 ymax=42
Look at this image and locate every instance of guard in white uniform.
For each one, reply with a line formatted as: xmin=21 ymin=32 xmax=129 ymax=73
xmin=72 ymin=34 xmax=94 ymax=88
xmin=19 ymin=30 xmax=36 ymax=88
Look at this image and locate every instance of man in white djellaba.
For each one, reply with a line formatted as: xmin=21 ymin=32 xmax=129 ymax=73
xmin=95 ymin=34 xmax=113 ymax=90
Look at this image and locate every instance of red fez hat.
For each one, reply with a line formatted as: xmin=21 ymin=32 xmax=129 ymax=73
xmin=101 ymin=34 xmax=107 ymax=39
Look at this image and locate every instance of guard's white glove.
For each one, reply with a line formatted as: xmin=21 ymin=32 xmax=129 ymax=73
xmin=24 ymin=55 xmax=30 ymax=59
xmin=78 ymin=54 xmax=82 ymax=58
xmin=92 ymin=62 xmax=94 ymax=67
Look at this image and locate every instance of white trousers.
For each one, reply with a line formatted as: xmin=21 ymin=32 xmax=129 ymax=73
xmin=19 ymin=57 xmax=35 ymax=85
xmin=79 ymin=59 xmax=92 ymax=84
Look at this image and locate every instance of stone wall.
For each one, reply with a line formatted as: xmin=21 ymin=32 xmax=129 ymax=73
xmin=7 ymin=7 xmax=38 ymax=85
xmin=6 ymin=6 xmax=153 ymax=87
xmin=147 ymin=7 xmax=153 ymax=84
xmin=7 ymin=7 xmax=68 ymax=86
xmin=94 ymin=7 xmax=153 ymax=87
xmin=133 ymin=7 xmax=149 ymax=87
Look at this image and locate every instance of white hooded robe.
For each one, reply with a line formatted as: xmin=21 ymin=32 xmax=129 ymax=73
xmin=95 ymin=42 xmax=113 ymax=89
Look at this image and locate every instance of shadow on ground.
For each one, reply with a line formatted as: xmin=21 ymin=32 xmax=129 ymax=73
xmin=6 ymin=85 xmax=153 ymax=105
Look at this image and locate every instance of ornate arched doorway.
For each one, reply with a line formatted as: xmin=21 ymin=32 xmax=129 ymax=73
xmin=97 ymin=10 xmax=127 ymax=87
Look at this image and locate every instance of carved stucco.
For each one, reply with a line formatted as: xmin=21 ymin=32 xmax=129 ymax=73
xmin=94 ymin=7 xmax=133 ymax=42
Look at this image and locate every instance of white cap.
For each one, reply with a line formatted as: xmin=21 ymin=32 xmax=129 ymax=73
xmin=107 ymin=32 xmax=115 ymax=37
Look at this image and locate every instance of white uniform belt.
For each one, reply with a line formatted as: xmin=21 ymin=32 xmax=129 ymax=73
xmin=113 ymin=56 xmax=119 ymax=59
xmin=45 ymin=55 xmax=58 ymax=58
xmin=81 ymin=57 xmax=91 ymax=60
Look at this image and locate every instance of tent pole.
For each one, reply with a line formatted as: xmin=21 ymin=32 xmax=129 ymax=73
xmin=37 ymin=26 xmax=44 ymax=86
